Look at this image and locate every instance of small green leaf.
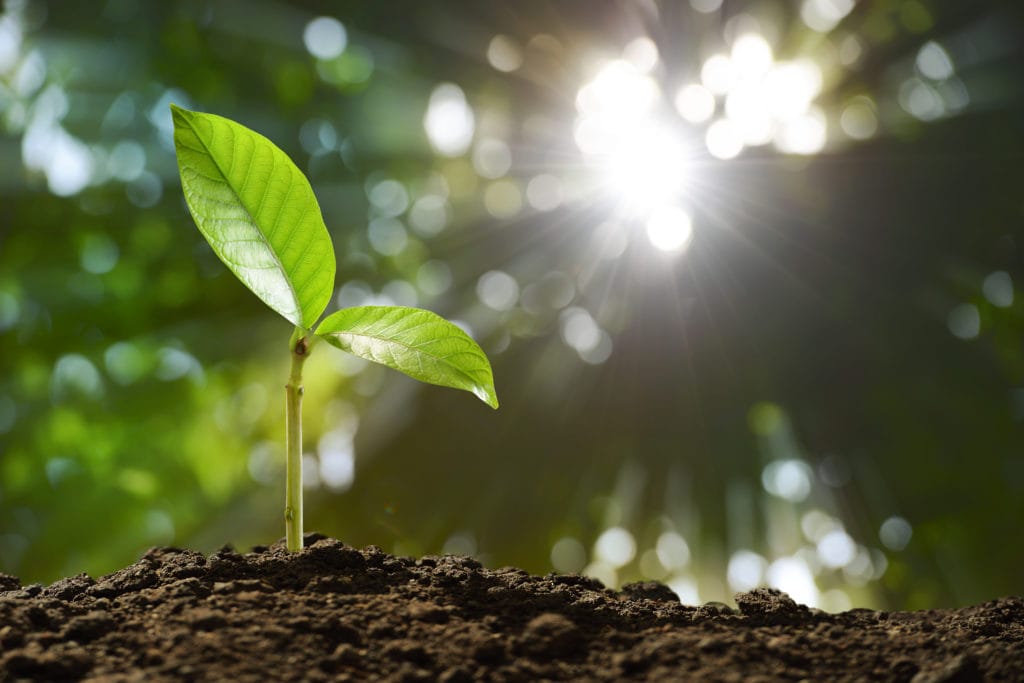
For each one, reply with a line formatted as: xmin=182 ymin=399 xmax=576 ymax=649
xmin=316 ymin=306 xmax=499 ymax=409
xmin=171 ymin=104 xmax=335 ymax=328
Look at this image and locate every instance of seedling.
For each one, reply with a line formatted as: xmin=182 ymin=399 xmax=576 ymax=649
xmin=170 ymin=105 xmax=498 ymax=551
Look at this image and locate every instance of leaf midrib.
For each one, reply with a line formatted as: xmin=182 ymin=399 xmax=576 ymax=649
xmin=323 ymin=328 xmax=489 ymax=386
xmin=182 ymin=114 xmax=302 ymax=325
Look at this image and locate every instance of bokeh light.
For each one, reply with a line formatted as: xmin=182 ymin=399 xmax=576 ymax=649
xmin=551 ymin=537 xmax=587 ymax=573
xmin=303 ymin=17 xmax=347 ymax=60
xmin=594 ymin=526 xmax=637 ymax=568
xmin=982 ymin=272 xmax=1013 ymax=308
xmin=879 ymin=517 xmax=913 ymax=551
xmin=487 ymin=35 xmax=523 ymax=73
xmin=675 ymin=84 xmax=715 ymax=124
xmin=800 ymin=0 xmax=856 ymax=33
xmin=424 ymin=83 xmax=475 ymax=156
xmin=728 ymin=550 xmax=768 ymax=592
xmin=947 ymin=304 xmax=981 ymax=340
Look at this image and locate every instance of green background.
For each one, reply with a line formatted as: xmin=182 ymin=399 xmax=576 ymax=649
xmin=2 ymin=0 xmax=1023 ymax=610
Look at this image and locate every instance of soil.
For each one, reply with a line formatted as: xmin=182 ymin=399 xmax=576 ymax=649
xmin=0 ymin=534 xmax=1021 ymax=682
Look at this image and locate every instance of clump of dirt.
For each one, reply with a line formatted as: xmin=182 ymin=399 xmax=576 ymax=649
xmin=1 ymin=534 xmax=1021 ymax=681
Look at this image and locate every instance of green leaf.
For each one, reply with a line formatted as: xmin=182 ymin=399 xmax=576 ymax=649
xmin=170 ymin=104 xmax=335 ymax=329
xmin=316 ymin=306 xmax=499 ymax=409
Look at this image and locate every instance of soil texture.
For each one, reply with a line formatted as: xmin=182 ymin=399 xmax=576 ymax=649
xmin=1 ymin=534 xmax=1021 ymax=681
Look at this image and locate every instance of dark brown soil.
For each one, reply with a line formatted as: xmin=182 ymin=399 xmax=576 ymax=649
xmin=1 ymin=534 xmax=1021 ymax=682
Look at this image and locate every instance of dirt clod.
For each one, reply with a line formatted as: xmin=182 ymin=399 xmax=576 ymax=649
xmin=735 ymin=587 xmax=808 ymax=622
xmin=910 ymin=654 xmax=983 ymax=683
xmin=519 ymin=613 xmax=583 ymax=659
xmin=62 ymin=611 xmax=116 ymax=642
xmin=0 ymin=537 xmax=1021 ymax=681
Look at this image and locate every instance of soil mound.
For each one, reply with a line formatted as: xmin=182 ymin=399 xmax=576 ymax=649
xmin=1 ymin=534 xmax=1021 ymax=681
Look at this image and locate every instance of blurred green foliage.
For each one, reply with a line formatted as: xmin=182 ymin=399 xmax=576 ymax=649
xmin=2 ymin=0 xmax=1024 ymax=610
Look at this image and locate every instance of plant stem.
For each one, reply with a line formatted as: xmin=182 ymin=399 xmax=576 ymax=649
xmin=285 ymin=333 xmax=310 ymax=552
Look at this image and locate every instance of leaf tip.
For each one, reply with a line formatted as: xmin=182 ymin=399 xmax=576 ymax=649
xmin=475 ymin=385 xmax=500 ymax=410
xmin=169 ymin=103 xmax=191 ymax=128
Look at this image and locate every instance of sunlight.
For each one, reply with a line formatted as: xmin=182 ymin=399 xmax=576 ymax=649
xmin=765 ymin=60 xmax=823 ymax=121
xmin=774 ymin=106 xmax=827 ymax=155
xmin=569 ymin=28 xmax=832 ymax=257
xmin=574 ymin=57 xmax=691 ymax=217
xmin=603 ymin=126 xmax=688 ymax=213
xmin=675 ymin=84 xmax=716 ymax=124
xmin=645 ymin=205 xmax=693 ymax=253
xmin=725 ymin=81 xmax=775 ymax=146
xmin=701 ymin=54 xmax=737 ymax=95
xmin=575 ymin=59 xmax=659 ymax=124
xmin=719 ymin=35 xmax=825 ymax=154
xmin=573 ymin=28 xmax=830 ymax=222
xmin=731 ymin=34 xmax=773 ymax=79
xmin=622 ymin=36 xmax=659 ymax=73
xmin=705 ymin=118 xmax=744 ymax=159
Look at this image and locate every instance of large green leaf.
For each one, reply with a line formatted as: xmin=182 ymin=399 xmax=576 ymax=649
xmin=316 ymin=306 xmax=499 ymax=409
xmin=171 ymin=104 xmax=335 ymax=329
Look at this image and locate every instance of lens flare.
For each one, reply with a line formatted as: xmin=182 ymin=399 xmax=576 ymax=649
xmin=645 ymin=205 xmax=694 ymax=253
xmin=574 ymin=58 xmax=693 ymax=214
xmin=603 ymin=126 xmax=689 ymax=213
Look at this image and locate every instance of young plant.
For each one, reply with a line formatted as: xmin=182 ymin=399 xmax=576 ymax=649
xmin=170 ymin=105 xmax=498 ymax=551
